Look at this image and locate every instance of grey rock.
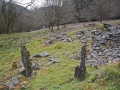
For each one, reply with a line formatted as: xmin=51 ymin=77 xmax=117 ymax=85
xmin=118 ymin=54 xmax=120 ymax=57
xmin=12 ymin=77 xmax=19 ymax=86
xmin=86 ymin=60 xmax=97 ymax=66
xmin=39 ymin=51 xmax=50 ymax=57
xmin=97 ymin=59 xmax=102 ymax=65
xmin=87 ymin=38 xmax=92 ymax=41
xmin=5 ymin=82 xmax=15 ymax=90
xmin=116 ymin=58 xmax=120 ymax=61
xmin=61 ymin=33 xmax=66 ymax=35
xmin=48 ymin=58 xmax=60 ymax=63
xmin=108 ymin=26 xmax=116 ymax=32
xmin=45 ymin=40 xmax=54 ymax=46
xmin=86 ymin=60 xmax=96 ymax=63
xmin=82 ymin=36 xmax=86 ymax=39
xmin=56 ymin=34 xmax=63 ymax=39
xmin=32 ymin=63 xmax=36 ymax=67
xmin=48 ymin=61 xmax=54 ymax=65
xmin=82 ymin=40 xmax=87 ymax=43
xmin=103 ymin=49 xmax=109 ymax=54
xmin=32 ymin=63 xmax=40 ymax=70
xmin=30 ymin=57 xmax=32 ymax=60
xmin=62 ymin=39 xmax=67 ymax=42
xmin=91 ymin=51 xmax=98 ymax=58
xmin=33 ymin=51 xmax=50 ymax=58
xmin=17 ymin=62 xmax=23 ymax=68
xmin=98 ymin=40 xmax=106 ymax=45
xmin=67 ymin=37 xmax=72 ymax=42
xmin=101 ymin=33 xmax=109 ymax=39
xmin=91 ymin=30 xmax=101 ymax=35
xmin=76 ymin=35 xmax=81 ymax=39
xmin=76 ymin=30 xmax=86 ymax=35
xmin=86 ymin=55 xmax=91 ymax=60
xmin=98 ymin=52 xmax=102 ymax=56
xmin=117 ymin=29 xmax=120 ymax=34
xmin=91 ymin=30 xmax=98 ymax=34
xmin=106 ymin=51 xmax=112 ymax=56
xmin=112 ymin=50 xmax=118 ymax=57
xmin=33 ymin=54 xmax=41 ymax=58
xmin=94 ymin=47 xmax=101 ymax=50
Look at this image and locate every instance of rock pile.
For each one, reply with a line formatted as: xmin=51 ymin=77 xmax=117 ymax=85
xmin=33 ymin=51 xmax=60 ymax=65
xmin=86 ymin=24 xmax=120 ymax=66
xmin=3 ymin=51 xmax=60 ymax=90
xmin=76 ymin=30 xmax=87 ymax=39
xmin=4 ymin=77 xmax=29 ymax=90
xmin=45 ymin=33 xmax=73 ymax=46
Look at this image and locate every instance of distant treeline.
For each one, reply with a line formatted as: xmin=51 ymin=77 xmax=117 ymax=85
xmin=0 ymin=0 xmax=120 ymax=34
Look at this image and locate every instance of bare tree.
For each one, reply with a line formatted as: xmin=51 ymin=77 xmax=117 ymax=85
xmin=57 ymin=0 xmax=74 ymax=29
xmin=109 ymin=0 xmax=120 ymax=20
xmin=0 ymin=0 xmax=35 ymax=34
xmin=89 ymin=0 xmax=113 ymax=23
xmin=42 ymin=0 xmax=74 ymax=32
xmin=0 ymin=1 xmax=18 ymax=33
xmin=74 ymin=0 xmax=91 ymax=22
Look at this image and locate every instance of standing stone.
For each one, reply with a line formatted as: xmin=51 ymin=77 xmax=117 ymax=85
xmin=74 ymin=45 xmax=87 ymax=78
xmin=21 ymin=45 xmax=33 ymax=78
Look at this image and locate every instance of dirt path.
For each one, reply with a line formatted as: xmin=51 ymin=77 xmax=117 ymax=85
xmin=30 ymin=20 xmax=120 ymax=34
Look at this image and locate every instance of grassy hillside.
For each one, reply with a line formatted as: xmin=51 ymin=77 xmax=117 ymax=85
xmin=0 ymin=21 xmax=120 ymax=90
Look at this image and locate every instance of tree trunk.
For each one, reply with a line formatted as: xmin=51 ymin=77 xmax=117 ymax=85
xmin=74 ymin=45 xmax=87 ymax=78
xmin=57 ymin=25 xmax=59 ymax=30
xmin=21 ymin=45 xmax=33 ymax=78
xmin=100 ymin=14 xmax=103 ymax=24
xmin=51 ymin=24 xmax=54 ymax=32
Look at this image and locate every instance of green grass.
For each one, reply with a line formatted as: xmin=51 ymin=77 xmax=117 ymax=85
xmin=0 ymin=24 xmax=120 ymax=90
xmin=0 ymin=29 xmax=49 ymax=78
xmin=112 ymin=21 xmax=120 ymax=25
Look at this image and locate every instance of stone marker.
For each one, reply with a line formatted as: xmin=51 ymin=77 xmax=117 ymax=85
xmin=74 ymin=44 xmax=86 ymax=78
xmin=21 ymin=45 xmax=33 ymax=77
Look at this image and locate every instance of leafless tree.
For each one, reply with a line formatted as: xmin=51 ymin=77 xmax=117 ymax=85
xmin=109 ymin=0 xmax=120 ymax=20
xmin=74 ymin=0 xmax=91 ymax=22
xmin=27 ymin=8 xmax=44 ymax=30
xmin=0 ymin=0 xmax=35 ymax=34
xmin=42 ymin=0 xmax=74 ymax=32
xmin=89 ymin=0 xmax=113 ymax=23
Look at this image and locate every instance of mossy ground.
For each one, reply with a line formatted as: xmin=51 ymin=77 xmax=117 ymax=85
xmin=0 ymin=23 xmax=120 ymax=90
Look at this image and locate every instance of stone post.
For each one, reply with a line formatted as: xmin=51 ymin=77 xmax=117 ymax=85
xmin=74 ymin=45 xmax=86 ymax=78
xmin=21 ymin=45 xmax=33 ymax=78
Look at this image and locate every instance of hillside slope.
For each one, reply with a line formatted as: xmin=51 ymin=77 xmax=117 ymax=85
xmin=0 ymin=20 xmax=120 ymax=90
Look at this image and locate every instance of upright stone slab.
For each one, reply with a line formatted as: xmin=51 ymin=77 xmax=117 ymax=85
xmin=74 ymin=45 xmax=86 ymax=78
xmin=21 ymin=45 xmax=33 ymax=77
